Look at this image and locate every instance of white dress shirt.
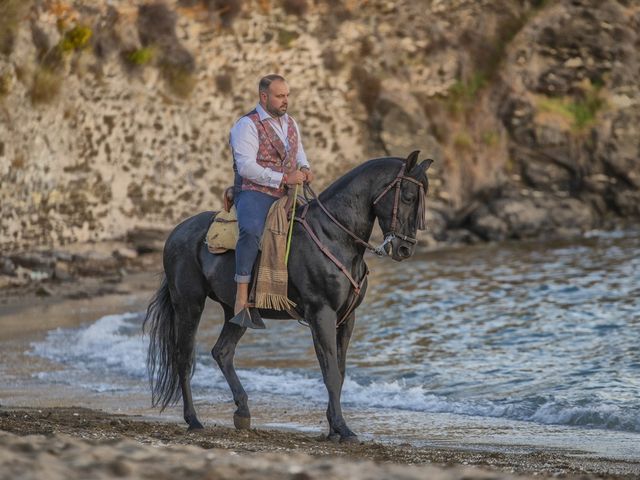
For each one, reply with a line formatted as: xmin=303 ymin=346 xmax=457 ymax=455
xmin=230 ymin=104 xmax=310 ymax=189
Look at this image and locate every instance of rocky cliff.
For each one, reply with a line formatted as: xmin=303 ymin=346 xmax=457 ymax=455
xmin=1 ymin=0 xmax=639 ymax=256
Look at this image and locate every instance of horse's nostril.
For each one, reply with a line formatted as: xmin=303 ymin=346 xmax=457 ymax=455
xmin=398 ymin=246 xmax=411 ymax=257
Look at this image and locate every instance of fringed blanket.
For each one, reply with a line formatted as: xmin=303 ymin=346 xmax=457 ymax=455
xmin=255 ymin=196 xmax=296 ymax=310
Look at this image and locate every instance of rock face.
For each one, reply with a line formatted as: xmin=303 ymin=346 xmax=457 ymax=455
xmin=0 ymin=0 xmax=638 ymax=253
xmin=473 ymin=0 xmax=640 ymax=241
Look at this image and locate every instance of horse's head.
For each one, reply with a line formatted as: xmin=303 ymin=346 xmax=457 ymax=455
xmin=373 ymin=151 xmax=433 ymax=261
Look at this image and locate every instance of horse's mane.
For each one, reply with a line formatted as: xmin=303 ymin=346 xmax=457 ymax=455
xmin=319 ymin=157 xmax=405 ymax=200
xmin=319 ymin=156 xmax=428 ymax=200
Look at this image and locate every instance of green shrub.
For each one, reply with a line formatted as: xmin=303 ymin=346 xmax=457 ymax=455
xmin=481 ymin=130 xmax=500 ymax=147
xmin=446 ymin=73 xmax=487 ymax=115
xmin=453 ymin=132 xmax=474 ymax=152
xmin=568 ymin=90 xmax=604 ymax=129
xmin=59 ymin=25 xmax=93 ymax=52
xmin=537 ymin=82 xmax=605 ymax=131
xmin=126 ymin=47 xmax=155 ymax=66
xmin=277 ymin=29 xmax=299 ymax=48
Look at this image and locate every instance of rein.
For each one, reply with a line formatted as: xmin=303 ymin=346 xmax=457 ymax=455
xmin=303 ymin=163 xmax=426 ymax=256
xmin=293 ymin=163 xmax=426 ymax=327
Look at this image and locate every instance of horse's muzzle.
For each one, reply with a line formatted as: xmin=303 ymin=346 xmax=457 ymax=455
xmin=390 ymin=238 xmax=415 ymax=261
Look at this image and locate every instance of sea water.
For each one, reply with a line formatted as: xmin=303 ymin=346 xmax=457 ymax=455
xmin=24 ymin=229 xmax=640 ymax=457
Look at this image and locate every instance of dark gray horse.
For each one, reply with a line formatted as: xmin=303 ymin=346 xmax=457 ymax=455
xmin=143 ymin=151 xmax=432 ymax=442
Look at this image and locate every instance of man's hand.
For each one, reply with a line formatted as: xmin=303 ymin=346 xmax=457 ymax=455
xmin=284 ymin=170 xmax=306 ymax=185
xmin=301 ymin=167 xmax=314 ymax=184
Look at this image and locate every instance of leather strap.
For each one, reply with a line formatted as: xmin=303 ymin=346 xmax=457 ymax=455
xmin=304 ymin=184 xmax=378 ymax=252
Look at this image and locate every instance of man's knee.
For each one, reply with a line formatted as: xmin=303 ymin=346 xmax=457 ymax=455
xmin=239 ymin=219 xmax=265 ymax=241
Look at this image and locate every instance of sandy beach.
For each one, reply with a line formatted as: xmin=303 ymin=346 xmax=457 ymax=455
xmin=2 ymin=406 xmax=640 ymax=480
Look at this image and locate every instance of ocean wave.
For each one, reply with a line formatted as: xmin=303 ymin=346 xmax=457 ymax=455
xmin=29 ymin=312 xmax=640 ymax=434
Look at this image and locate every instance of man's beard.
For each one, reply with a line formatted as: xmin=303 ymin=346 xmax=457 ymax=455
xmin=267 ymin=103 xmax=287 ymax=117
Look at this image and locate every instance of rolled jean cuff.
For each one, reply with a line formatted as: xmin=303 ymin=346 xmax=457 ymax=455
xmin=234 ymin=274 xmax=251 ymax=283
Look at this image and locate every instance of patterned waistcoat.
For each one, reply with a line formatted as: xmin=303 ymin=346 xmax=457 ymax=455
xmin=233 ymin=109 xmax=299 ymax=198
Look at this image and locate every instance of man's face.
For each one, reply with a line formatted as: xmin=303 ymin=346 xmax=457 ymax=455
xmin=261 ymin=80 xmax=289 ymax=118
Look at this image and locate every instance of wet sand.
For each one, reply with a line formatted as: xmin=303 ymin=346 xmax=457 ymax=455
xmin=2 ymin=269 xmax=640 ymax=479
xmin=2 ymin=406 xmax=640 ymax=479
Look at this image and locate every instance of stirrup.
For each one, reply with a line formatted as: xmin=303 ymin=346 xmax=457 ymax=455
xmin=229 ymin=307 xmax=266 ymax=329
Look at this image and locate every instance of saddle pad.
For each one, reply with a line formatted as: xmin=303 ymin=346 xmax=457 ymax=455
xmin=206 ymin=207 xmax=239 ymax=254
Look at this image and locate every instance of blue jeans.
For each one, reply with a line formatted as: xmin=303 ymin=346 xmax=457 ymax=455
xmin=234 ymin=190 xmax=278 ymax=283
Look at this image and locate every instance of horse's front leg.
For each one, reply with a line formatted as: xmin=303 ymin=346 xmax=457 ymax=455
xmin=212 ymin=304 xmax=251 ymax=429
xmin=309 ymin=306 xmax=358 ymax=443
xmin=327 ymin=312 xmax=356 ymax=441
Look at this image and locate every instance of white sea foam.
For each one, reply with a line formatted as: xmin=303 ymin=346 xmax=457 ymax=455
xmin=30 ymin=312 xmax=148 ymax=377
xmin=29 ymin=312 xmax=640 ymax=434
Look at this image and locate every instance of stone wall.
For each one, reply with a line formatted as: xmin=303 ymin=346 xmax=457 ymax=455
xmin=1 ymin=0 xmax=638 ymax=253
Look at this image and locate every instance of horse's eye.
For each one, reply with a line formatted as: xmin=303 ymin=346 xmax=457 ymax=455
xmin=401 ymin=192 xmax=415 ymax=204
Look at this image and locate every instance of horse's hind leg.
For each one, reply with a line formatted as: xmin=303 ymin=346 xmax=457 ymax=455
xmin=212 ymin=304 xmax=250 ymax=429
xmin=172 ymin=290 xmax=206 ymax=431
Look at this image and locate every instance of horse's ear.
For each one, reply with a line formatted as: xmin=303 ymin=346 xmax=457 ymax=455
xmin=405 ymin=150 xmax=420 ymax=172
xmin=410 ymin=158 xmax=434 ymax=178
xmin=422 ymin=159 xmax=434 ymax=171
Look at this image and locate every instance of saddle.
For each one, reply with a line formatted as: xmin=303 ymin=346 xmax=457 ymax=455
xmin=206 ymin=188 xmax=238 ymax=254
xmin=206 ymin=187 xmax=298 ymax=255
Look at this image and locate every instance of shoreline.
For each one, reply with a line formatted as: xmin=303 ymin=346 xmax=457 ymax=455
xmin=2 ymin=406 xmax=640 ymax=479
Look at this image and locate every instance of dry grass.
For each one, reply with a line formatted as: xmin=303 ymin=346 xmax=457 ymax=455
xmin=0 ymin=72 xmax=12 ymax=98
xmin=136 ymin=3 xmax=197 ymax=97
xmin=29 ymin=67 xmax=63 ymax=104
xmin=351 ymin=65 xmax=381 ymax=114
xmin=210 ymin=0 xmax=243 ymax=27
xmin=438 ymin=93 xmax=509 ymax=208
xmin=161 ymin=60 xmax=196 ymax=98
xmin=0 ymin=0 xmax=32 ymax=55
xmin=137 ymin=3 xmax=178 ymax=47
xmin=282 ymin=0 xmax=308 ymax=16
xmin=215 ymin=73 xmax=232 ymax=93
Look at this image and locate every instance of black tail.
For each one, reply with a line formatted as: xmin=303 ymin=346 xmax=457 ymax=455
xmin=142 ymin=275 xmax=180 ymax=411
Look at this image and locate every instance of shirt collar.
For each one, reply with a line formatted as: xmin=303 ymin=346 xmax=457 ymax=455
xmin=256 ymin=103 xmax=288 ymax=123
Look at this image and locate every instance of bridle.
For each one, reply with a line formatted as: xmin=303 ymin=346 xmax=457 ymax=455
xmin=301 ymin=162 xmax=426 ymax=257
xmin=372 ymin=162 xmax=426 ymax=252
xmin=294 ymin=161 xmax=426 ymax=327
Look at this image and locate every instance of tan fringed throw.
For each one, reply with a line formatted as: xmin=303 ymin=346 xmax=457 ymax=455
xmin=255 ymin=196 xmax=296 ymax=310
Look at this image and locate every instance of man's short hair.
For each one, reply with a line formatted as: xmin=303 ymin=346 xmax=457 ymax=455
xmin=259 ymin=74 xmax=286 ymax=94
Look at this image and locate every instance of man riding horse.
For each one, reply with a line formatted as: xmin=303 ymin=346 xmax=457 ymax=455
xmin=144 ymin=74 xmax=432 ymax=437
xmin=230 ymin=74 xmax=314 ymax=317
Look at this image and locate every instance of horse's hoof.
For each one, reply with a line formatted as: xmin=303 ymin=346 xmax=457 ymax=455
xmin=340 ymin=434 xmax=359 ymax=444
xmin=327 ymin=432 xmax=340 ymax=443
xmin=233 ymin=413 xmax=251 ymax=430
xmin=187 ymin=419 xmax=204 ymax=431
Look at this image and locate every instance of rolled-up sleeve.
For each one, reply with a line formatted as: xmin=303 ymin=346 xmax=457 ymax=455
xmin=230 ymin=118 xmax=284 ymax=189
xmin=293 ymin=119 xmax=309 ymax=170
